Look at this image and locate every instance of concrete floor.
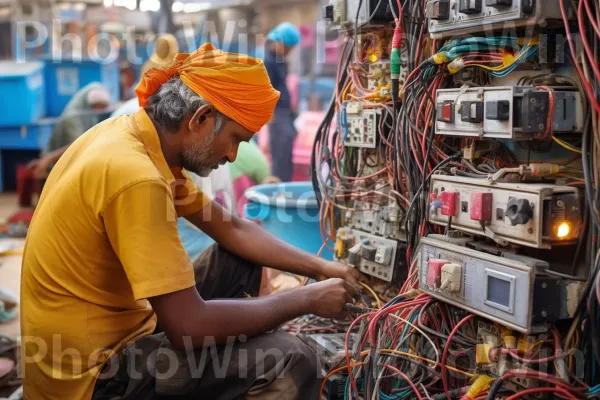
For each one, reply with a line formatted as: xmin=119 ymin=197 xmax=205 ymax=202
xmin=0 ymin=194 xmax=26 ymax=340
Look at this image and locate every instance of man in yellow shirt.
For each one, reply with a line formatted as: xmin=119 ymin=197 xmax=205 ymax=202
xmin=20 ymin=43 xmax=361 ymax=400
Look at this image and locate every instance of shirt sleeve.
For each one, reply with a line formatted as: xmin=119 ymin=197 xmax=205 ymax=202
xmin=171 ymin=168 xmax=212 ymax=217
xmin=103 ymin=179 xmax=196 ymax=300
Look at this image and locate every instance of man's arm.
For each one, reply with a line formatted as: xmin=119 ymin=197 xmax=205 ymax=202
xmin=185 ymin=200 xmax=361 ymax=286
xmin=150 ymin=278 xmax=354 ymax=349
xmin=103 ymin=180 xmax=356 ymax=350
xmin=26 ymin=145 xmax=70 ymax=178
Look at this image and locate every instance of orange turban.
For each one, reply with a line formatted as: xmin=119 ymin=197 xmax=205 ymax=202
xmin=135 ymin=43 xmax=280 ymax=132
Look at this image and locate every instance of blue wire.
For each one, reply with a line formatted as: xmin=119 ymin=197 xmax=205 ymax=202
xmin=341 ymin=102 xmax=349 ymax=141
xmin=587 ymin=384 xmax=600 ymax=395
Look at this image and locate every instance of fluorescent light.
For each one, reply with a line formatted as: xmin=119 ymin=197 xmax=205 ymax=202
xmin=182 ymin=2 xmax=211 ymax=13
xmin=139 ymin=0 xmax=160 ymax=11
xmin=114 ymin=0 xmax=136 ymax=10
xmin=172 ymin=1 xmax=183 ymax=12
xmin=103 ymin=0 xmax=113 ymax=7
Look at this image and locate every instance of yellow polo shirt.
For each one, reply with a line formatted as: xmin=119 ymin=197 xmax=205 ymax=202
xmin=20 ymin=109 xmax=210 ymax=399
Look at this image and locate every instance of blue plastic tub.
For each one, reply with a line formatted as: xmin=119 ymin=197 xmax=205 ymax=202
xmin=244 ymin=182 xmax=332 ymax=260
xmin=43 ymin=58 xmax=120 ymax=117
xmin=0 ymin=61 xmax=45 ymax=126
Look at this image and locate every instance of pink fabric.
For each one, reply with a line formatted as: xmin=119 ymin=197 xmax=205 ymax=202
xmin=287 ymin=74 xmax=299 ymax=110
xmin=300 ymin=25 xmax=315 ymax=47
xmin=257 ymin=110 xmax=335 ymax=182
xmin=234 ymin=174 xmax=255 ymax=217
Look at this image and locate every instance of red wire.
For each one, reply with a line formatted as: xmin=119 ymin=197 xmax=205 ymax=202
xmin=441 ymin=314 xmax=476 ymax=400
xmin=367 ymin=298 xmax=428 ymax=346
xmin=498 ymin=370 xmax=587 ymax=392
xmin=583 ymin=0 xmax=600 ymax=38
xmin=505 ymin=387 xmax=576 ymax=400
xmin=344 ymin=313 xmax=369 ymax=397
xmin=559 ymin=0 xmax=600 ymax=114
xmin=536 ymin=86 xmax=555 ymax=140
xmin=382 ymin=364 xmax=424 ymax=400
xmin=400 ymin=258 xmax=418 ymax=293
xmin=578 ymin=0 xmax=600 ymax=84
xmin=492 ymin=348 xmax=564 ymax=364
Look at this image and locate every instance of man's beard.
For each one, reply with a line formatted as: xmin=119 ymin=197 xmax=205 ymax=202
xmin=182 ymin=134 xmax=217 ymax=177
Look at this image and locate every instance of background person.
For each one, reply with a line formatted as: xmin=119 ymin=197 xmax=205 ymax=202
xmin=26 ymin=83 xmax=112 ymax=179
xmin=264 ymin=22 xmax=301 ymax=182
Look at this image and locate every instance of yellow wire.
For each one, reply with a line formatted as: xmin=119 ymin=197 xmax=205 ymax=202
xmin=553 ymin=136 xmax=582 ymax=153
xmin=360 ymin=282 xmax=383 ymax=309
xmin=469 ymin=45 xmax=532 ymax=72
xmin=341 ymin=81 xmax=352 ymax=102
xmin=378 ymin=349 xmax=476 ymax=378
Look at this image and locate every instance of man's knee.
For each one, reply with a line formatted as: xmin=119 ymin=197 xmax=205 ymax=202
xmin=260 ymin=333 xmax=318 ymax=379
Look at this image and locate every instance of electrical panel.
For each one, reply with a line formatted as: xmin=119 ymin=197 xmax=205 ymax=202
xmin=435 ymin=86 xmax=584 ymax=138
xmin=428 ymin=175 xmax=582 ymax=248
xmin=345 ymin=199 xmax=402 ymax=239
xmin=340 ymin=0 xmax=399 ymax=28
xmin=316 ymin=0 xmax=598 ymax=393
xmin=343 ymin=103 xmax=379 ymax=148
xmin=367 ymin=60 xmax=390 ymax=91
xmin=366 ymin=58 xmax=409 ymax=91
xmin=335 ymin=228 xmax=401 ymax=282
xmin=426 ymin=0 xmax=570 ymax=38
xmin=419 ymin=237 xmax=576 ymax=333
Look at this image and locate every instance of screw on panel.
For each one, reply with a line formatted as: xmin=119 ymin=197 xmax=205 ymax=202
xmin=557 ymin=200 xmax=565 ymax=207
xmin=542 ymin=282 xmax=547 ymax=289
xmin=541 ymin=311 xmax=547 ymax=317
xmin=538 ymin=123 xmax=545 ymax=130
xmin=530 ymin=98 xmax=536 ymax=104
xmin=528 ymin=228 xmax=534 ymax=234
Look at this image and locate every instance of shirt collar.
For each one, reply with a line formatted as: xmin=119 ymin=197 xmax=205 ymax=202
xmin=129 ymin=108 xmax=176 ymax=185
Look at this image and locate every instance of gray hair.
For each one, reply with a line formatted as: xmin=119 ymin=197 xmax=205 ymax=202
xmin=146 ymin=77 xmax=226 ymax=134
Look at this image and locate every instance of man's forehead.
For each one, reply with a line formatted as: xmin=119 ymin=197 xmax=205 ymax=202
xmin=226 ymin=119 xmax=255 ymax=138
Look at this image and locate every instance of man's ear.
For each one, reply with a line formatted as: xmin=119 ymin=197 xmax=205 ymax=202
xmin=188 ymin=104 xmax=214 ymax=133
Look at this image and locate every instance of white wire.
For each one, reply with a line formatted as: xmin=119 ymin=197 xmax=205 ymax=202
xmin=388 ymin=0 xmax=398 ymax=20
xmin=386 ymin=313 xmax=441 ymax=365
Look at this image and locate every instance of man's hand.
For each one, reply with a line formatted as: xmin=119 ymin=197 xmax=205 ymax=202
xmin=26 ymin=157 xmax=51 ymax=179
xmin=303 ymin=278 xmax=357 ymax=318
xmin=317 ymin=260 xmax=363 ymax=291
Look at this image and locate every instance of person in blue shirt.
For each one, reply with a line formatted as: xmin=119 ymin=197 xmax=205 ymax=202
xmin=263 ymin=22 xmax=301 ymax=182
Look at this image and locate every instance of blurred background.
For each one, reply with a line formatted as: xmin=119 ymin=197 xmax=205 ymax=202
xmin=0 ymin=0 xmax=340 ymax=193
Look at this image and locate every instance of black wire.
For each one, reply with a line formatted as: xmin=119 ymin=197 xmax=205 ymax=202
xmin=403 ymin=153 xmax=462 ymax=262
xmin=581 ymin=104 xmax=600 ymax=230
xmin=571 ymin=204 xmax=589 ymax=275
xmin=588 ymin=276 xmax=600 ymax=368
xmin=311 ymin=38 xmax=354 ymax=207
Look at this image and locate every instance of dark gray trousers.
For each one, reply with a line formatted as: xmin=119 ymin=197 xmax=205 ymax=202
xmin=92 ymin=244 xmax=321 ymax=400
xmin=268 ymin=108 xmax=298 ymax=182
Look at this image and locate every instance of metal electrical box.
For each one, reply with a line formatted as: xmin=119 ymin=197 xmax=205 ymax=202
xmin=419 ymin=237 xmax=567 ymax=333
xmin=428 ymin=175 xmax=582 ymax=248
xmin=435 ymin=86 xmax=583 ymax=138
xmin=344 ymin=104 xmax=380 ymax=148
xmin=427 ymin=0 xmax=570 ymax=39
xmin=335 ymin=228 xmax=402 ymax=282
xmin=346 ymin=200 xmax=402 ymax=239
xmin=342 ymin=0 xmax=399 ymax=27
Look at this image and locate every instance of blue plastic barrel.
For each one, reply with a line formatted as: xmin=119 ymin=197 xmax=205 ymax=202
xmin=0 ymin=61 xmax=45 ymax=126
xmin=244 ymin=182 xmax=332 ymax=260
xmin=43 ymin=58 xmax=120 ymax=117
